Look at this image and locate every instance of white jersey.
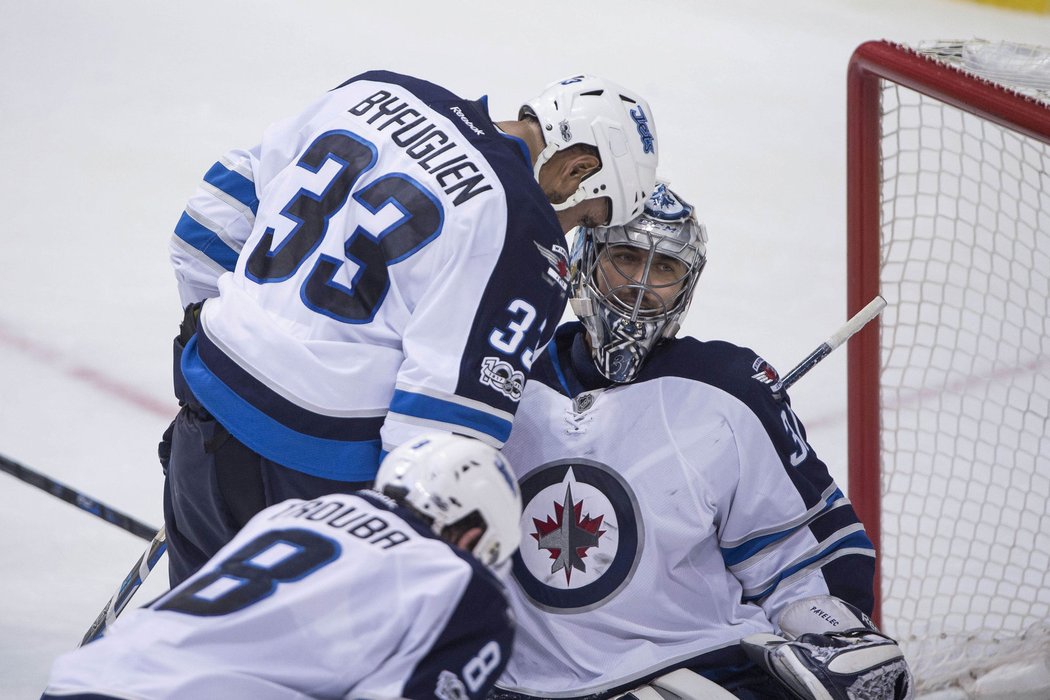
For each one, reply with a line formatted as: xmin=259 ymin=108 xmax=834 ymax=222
xmin=170 ymin=71 xmax=569 ymax=480
xmin=494 ymin=324 xmax=875 ymax=698
xmin=44 ymin=492 xmax=513 ymax=700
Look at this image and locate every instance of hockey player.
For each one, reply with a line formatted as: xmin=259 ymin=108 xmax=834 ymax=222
xmin=43 ymin=433 xmax=522 ymax=700
xmin=490 ymin=185 xmax=914 ymax=699
xmin=160 ymin=72 xmax=660 ymax=586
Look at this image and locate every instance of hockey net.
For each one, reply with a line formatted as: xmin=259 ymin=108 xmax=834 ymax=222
xmin=847 ymin=40 xmax=1050 ymax=697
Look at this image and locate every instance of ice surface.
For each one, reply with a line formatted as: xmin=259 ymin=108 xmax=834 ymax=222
xmin=3 ymin=1 xmax=1049 ymax=697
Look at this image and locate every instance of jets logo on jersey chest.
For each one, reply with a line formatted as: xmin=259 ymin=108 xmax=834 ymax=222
xmin=511 ymin=459 xmax=642 ymax=613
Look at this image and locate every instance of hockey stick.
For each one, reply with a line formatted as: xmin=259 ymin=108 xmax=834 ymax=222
xmin=0 ymin=452 xmax=158 ymax=541
xmin=779 ymin=296 xmax=887 ymax=391
xmin=80 ymin=526 xmax=167 ymax=646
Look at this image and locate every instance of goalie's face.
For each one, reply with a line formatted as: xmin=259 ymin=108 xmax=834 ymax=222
xmin=594 ymin=243 xmax=690 ymax=317
xmin=569 ymin=183 xmax=707 ymax=383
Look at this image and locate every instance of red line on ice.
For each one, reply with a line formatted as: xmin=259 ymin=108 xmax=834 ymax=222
xmin=0 ymin=322 xmax=174 ymax=419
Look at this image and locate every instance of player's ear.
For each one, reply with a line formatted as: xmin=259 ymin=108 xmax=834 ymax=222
xmin=567 ymin=150 xmax=600 ymax=183
xmin=454 ymin=526 xmax=483 ymax=554
xmin=541 ymin=147 xmax=600 ymax=202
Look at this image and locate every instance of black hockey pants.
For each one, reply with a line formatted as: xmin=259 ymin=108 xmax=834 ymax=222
xmin=159 ymin=305 xmax=369 ymax=588
xmin=160 ymin=405 xmax=369 ymax=587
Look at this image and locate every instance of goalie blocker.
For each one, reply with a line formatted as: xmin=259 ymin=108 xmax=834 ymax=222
xmin=741 ymin=595 xmax=914 ymax=700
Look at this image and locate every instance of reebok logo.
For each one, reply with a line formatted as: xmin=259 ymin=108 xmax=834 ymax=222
xmin=450 ymin=106 xmax=484 ymax=136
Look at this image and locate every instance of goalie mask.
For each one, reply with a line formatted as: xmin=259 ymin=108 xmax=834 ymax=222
xmin=570 ymin=183 xmax=708 ymax=383
xmin=374 ymin=432 xmax=522 ymax=569
xmin=521 ymin=74 xmax=659 ymax=226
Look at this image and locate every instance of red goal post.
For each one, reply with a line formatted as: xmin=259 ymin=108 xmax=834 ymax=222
xmin=847 ymin=39 xmax=1050 ymax=695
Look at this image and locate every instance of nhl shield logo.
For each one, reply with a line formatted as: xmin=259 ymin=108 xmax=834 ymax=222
xmin=511 ymin=458 xmax=643 ymax=613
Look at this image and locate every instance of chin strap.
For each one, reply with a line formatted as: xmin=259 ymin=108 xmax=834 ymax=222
xmin=550 ymin=186 xmax=588 ymax=211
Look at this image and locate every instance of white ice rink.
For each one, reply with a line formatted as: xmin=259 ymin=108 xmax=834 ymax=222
xmin=3 ymin=1 xmax=1049 ymax=697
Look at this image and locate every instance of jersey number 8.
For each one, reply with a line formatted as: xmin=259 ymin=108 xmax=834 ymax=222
xmin=157 ymin=528 xmax=338 ymax=616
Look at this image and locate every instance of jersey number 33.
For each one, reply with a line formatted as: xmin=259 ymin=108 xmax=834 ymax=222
xmin=245 ymin=130 xmax=444 ymax=325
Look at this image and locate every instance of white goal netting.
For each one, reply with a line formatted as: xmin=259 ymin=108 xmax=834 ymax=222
xmin=869 ymin=39 xmax=1050 ymax=696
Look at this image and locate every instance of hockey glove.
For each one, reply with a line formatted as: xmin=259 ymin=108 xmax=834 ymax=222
xmin=740 ymin=595 xmax=913 ymax=700
xmin=178 ymin=300 xmax=203 ymax=347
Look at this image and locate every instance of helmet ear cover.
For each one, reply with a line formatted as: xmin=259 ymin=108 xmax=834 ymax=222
xmin=522 ymin=75 xmax=659 ymax=226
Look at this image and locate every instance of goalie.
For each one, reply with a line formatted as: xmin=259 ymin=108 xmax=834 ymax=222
xmin=489 ymin=184 xmax=914 ymax=699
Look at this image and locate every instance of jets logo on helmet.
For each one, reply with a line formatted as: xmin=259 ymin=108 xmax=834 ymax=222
xmin=647 ymin=183 xmax=691 ymax=220
xmin=521 ymin=75 xmax=659 ymax=226
xmin=629 ymin=106 xmax=655 ymax=154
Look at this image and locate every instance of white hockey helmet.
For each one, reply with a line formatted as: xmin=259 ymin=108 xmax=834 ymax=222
xmin=521 ymin=74 xmax=659 ymax=226
xmin=570 ymin=183 xmax=708 ymax=383
xmin=374 ymin=432 xmax=522 ymax=568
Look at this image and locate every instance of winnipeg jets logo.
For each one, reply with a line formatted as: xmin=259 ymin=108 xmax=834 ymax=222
xmin=512 ymin=459 xmax=642 ymax=613
xmin=535 ymin=241 xmax=570 ymax=290
xmin=654 ymin=186 xmax=677 ymax=208
xmin=629 ymin=105 xmax=655 ymax=154
xmin=532 ymin=483 xmax=606 ymax=584
xmin=751 ymin=357 xmax=783 ymax=391
xmin=645 ymin=182 xmax=692 ymax=221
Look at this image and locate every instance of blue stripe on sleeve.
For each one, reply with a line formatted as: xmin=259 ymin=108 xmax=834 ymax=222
xmin=389 ymin=389 xmax=512 ymax=443
xmin=740 ymin=529 xmax=876 ymax=603
xmin=721 ymin=489 xmax=846 ymax=566
xmin=173 ymin=212 xmax=240 ymax=271
xmin=203 ymin=161 xmax=259 ymax=214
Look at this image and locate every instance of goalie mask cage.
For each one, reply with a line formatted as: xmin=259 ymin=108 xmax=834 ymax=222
xmin=847 ymin=40 xmax=1050 ymax=697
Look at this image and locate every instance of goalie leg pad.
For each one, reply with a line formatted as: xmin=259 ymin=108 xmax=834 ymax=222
xmin=610 ymin=668 xmax=739 ymax=700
